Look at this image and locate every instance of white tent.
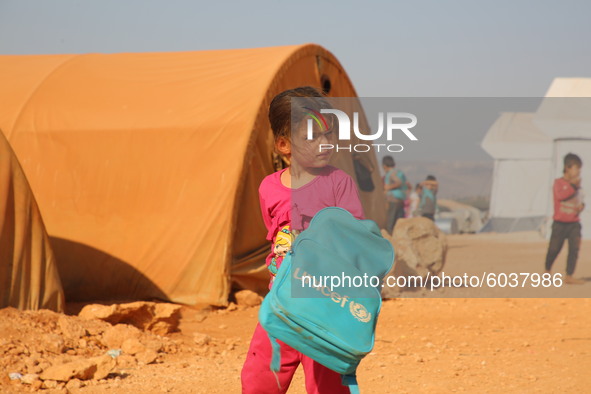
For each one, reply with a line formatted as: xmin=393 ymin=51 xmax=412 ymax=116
xmin=481 ymin=112 xmax=553 ymax=232
xmin=534 ymin=78 xmax=591 ymax=239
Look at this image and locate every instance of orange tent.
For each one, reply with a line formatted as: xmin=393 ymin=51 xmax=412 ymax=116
xmin=0 ymin=129 xmax=65 ymax=312
xmin=0 ymin=44 xmax=385 ymax=306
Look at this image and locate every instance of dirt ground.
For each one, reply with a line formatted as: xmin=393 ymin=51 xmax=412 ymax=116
xmin=2 ymin=232 xmax=590 ymax=393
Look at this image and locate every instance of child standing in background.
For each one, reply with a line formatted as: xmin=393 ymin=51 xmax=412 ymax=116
xmin=383 ymin=156 xmax=407 ymax=233
xmin=544 ymin=153 xmax=585 ymax=285
xmin=420 ymin=175 xmax=438 ymax=221
xmin=409 ymin=183 xmax=422 ymax=218
xmin=241 ymin=86 xmax=364 ymax=393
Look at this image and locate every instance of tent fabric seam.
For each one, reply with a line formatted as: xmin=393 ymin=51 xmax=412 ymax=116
xmin=9 ymin=54 xmax=79 ymax=135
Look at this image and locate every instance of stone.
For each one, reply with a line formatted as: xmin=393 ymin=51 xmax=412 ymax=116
xmin=144 ymin=339 xmax=164 ymax=353
xmin=40 ymin=359 xmax=96 ymax=381
xmin=20 ymin=373 xmax=40 ymax=385
xmin=193 ymin=333 xmax=211 ymax=347
xmin=382 ymin=217 xmax=447 ymax=297
xmin=101 ymin=324 xmax=142 ymax=349
xmin=121 ymin=338 xmax=146 ymax=355
xmin=135 ymin=349 xmax=158 ymax=365
xmin=92 ymin=354 xmax=117 ymax=380
xmin=42 ymin=333 xmax=66 ymax=354
xmin=66 ymin=378 xmax=82 ymax=389
xmin=31 ymin=379 xmax=43 ymax=390
xmin=39 ymin=355 xmax=116 ymax=382
xmin=58 ymin=315 xmax=87 ymax=339
xmin=79 ymin=302 xmax=181 ymax=335
xmin=234 ymin=290 xmax=263 ymax=307
xmin=29 ymin=364 xmax=43 ymax=374
xmin=43 ymin=380 xmax=58 ymax=389
xmin=149 ymin=303 xmax=182 ymax=335
xmin=116 ymin=354 xmax=137 ymax=368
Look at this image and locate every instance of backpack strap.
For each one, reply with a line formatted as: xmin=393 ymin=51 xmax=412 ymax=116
xmin=268 ymin=334 xmax=282 ymax=390
xmin=269 ymin=334 xmax=281 ymax=372
xmin=341 ymin=374 xmax=360 ymax=394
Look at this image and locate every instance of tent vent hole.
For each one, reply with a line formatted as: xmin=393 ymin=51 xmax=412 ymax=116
xmin=321 ymin=75 xmax=331 ymax=94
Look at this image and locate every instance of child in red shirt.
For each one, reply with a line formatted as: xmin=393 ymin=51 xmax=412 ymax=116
xmin=544 ymin=153 xmax=585 ymax=284
xmin=241 ymin=87 xmax=364 ymax=393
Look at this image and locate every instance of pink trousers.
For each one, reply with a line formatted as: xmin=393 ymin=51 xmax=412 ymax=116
xmin=241 ymin=323 xmax=351 ymax=394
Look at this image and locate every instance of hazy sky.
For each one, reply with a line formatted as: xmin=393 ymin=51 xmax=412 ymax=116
xmin=2 ymin=0 xmax=589 ymax=97
xmin=1 ymin=0 xmax=589 ymax=162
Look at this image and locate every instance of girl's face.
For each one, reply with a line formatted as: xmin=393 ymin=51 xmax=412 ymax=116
xmin=290 ymin=117 xmax=336 ymax=169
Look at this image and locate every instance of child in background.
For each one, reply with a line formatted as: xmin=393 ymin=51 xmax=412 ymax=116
xmin=409 ymin=183 xmax=422 ymax=218
xmin=403 ymin=180 xmax=413 ymax=217
xmin=544 ymin=153 xmax=585 ymax=285
xmin=420 ymin=175 xmax=438 ymax=221
xmin=383 ymin=156 xmax=407 ymax=234
xmin=241 ymin=86 xmax=364 ymax=393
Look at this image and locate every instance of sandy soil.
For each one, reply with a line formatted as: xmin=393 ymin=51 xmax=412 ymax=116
xmin=2 ymin=232 xmax=590 ymax=393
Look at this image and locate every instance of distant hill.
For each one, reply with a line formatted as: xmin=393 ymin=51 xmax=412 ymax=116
xmin=390 ymin=160 xmax=493 ymax=200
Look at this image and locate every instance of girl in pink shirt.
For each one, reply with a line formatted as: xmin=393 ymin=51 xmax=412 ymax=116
xmin=241 ymin=87 xmax=364 ymax=394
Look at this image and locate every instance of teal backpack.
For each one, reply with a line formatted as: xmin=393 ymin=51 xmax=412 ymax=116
xmin=259 ymin=207 xmax=395 ymax=393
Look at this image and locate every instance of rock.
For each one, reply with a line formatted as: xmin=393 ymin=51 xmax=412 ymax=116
xmin=24 ymin=357 xmax=39 ymax=369
xmin=39 ymin=355 xmax=116 ymax=382
xmin=121 ymin=338 xmax=145 ymax=355
xmin=382 ymin=217 xmax=448 ymax=297
xmin=136 ymin=349 xmax=158 ymax=365
xmin=144 ymin=339 xmax=164 ymax=353
xmin=21 ymin=373 xmax=40 ymax=385
xmin=116 ymin=354 xmax=137 ymax=368
xmin=66 ymin=378 xmax=82 ymax=389
xmin=42 ymin=333 xmax=66 ymax=354
xmin=58 ymin=315 xmax=87 ymax=339
xmin=43 ymin=380 xmax=58 ymax=389
xmin=102 ymin=324 xmax=142 ymax=348
xmin=193 ymin=333 xmax=211 ymax=347
xmin=32 ymin=379 xmax=43 ymax=390
xmin=149 ymin=303 xmax=182 ymax=335
xmin=234 ymin=290 xmax=263 ymax=307
xmin=78 ymin=304 xmax=119 ymax=321
xmin=28 ymin=364 xmax=43 ymax=374
xmin=79 ymin=302 xmax=181 ymax=335
xmin=40 ymin=359 xmax=96 ymax=381
xmin=92 ymin=354 xmax=117 ymax=380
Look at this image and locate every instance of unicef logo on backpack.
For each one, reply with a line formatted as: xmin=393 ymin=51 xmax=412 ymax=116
xmin=293 ymin=267 xmax=374 ymax=324
xmin=349 ymin=301 xmax=371 ymax=323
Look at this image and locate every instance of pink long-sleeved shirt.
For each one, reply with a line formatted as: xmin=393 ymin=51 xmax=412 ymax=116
xmin=258 ymin=165 xmax=365 ymax=275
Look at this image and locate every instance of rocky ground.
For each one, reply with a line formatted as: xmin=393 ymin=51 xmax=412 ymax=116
xmin=1 ymin=232 xmax=590 ymax=393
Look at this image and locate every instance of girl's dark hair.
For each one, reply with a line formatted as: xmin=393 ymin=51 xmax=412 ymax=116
xmin=382 ymin=156 xmax=395 ymax=168
xmin=268 ymin=86 xmax=330 ymax=140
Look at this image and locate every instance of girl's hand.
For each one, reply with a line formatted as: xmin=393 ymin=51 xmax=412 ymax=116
xmin=572 ymin=177 xmax=581 ymax=187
